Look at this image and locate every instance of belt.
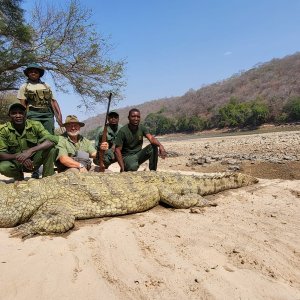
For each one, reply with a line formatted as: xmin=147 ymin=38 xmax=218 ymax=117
xmin=29 ymin=107 xmax=49 ymax=112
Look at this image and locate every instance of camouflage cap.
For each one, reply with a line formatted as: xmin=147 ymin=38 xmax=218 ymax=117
xmin=24 ymin=63 xmax=45 ymax=77
xmin=62 ymin=115 xmax=85 ymax=127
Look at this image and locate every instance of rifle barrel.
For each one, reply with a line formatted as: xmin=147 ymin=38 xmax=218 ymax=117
xmin=98 ymin=93 xmax=113 ymax=172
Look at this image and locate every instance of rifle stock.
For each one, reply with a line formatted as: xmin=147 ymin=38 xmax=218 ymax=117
xmin=98 ymin=93 xmax=112 ymax=172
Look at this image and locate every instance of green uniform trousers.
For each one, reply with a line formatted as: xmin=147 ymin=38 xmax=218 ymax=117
xmin=0 ymin=147 xmax=57 ymax=180
xmin=93 ymin=148 xmax=116 ymax=169
xmin=123 ymin=144 xmax=158 ymax=172
xmin=27 ymin=109 xmax=55 ymax=134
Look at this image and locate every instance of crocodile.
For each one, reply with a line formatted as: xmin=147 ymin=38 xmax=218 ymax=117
xmin=0 ymin=171 xmax=258 ymax=238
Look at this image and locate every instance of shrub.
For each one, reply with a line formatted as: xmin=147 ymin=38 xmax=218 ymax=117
xmin=283 ymin=97 xmax=300 ymax=121
xmin=216 ymin=98 xmax=269 ymax=128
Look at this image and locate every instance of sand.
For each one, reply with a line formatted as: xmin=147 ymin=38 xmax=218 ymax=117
xmin=0 ymin=131 xmax=299 ymax=300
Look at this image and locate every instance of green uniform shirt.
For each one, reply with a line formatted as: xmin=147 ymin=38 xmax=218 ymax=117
xmin=56 ymin=132 xmax=96 ymax=159
xmin=115 ymin=124 xmax=150 ymax=157
xmin=95 ymin=124 xmax=122 ymax=148
xmin=0 ymin=120 xmax=58 ymax=154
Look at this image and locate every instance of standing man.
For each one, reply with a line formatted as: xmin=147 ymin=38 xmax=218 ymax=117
xmin=17 ymin=63 xmax=63 ymax=179
xmin=0 ymin=102 xmax=58 ymax=181
xmin=114 ymin=108 xmax=167 ymax=172
xmin=17 ymin=63 xmax=63 ymax=134
xmin=56 ymin=115 xmax=108 ymax=172
xmin=94 ymin=110 xmax=122 ymax=169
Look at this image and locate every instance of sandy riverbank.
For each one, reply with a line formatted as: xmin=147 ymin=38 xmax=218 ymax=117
xmin=0 ymin=130 xmax=299 ymax=299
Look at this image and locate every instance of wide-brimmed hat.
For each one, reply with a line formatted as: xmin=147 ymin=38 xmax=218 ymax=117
xmin=62 ymin=115 xmax=85 ymax=127
xmin=108 ymin=110 xmax=119 ymax=117
xmin=23 ymin=63 xmax=45 ymax=77
xmin=8 ymin=102 xmax=26 ymax=115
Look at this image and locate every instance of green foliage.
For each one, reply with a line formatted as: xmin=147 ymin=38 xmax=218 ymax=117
xmin=143 ymin=112 xmax=175 ymax=135
xmin=0 ymin=93 xmax=18 ymax=124
xmin=0 ymin=0 xmax=32 ymax=42
xmin=275 ymin=112 xmax=288 ymax=123
xmin=84 ymin=126 xmax=100 ymax=140
xmin=0 ymin=0 xmax=125 ymax=109
xmin=283 ymin=96 xmax=300 ymax=121
xmin=216 ymin=98 xmax=269 ymax=128
xmin=0 ymin=0 xmax=33 ymax=91
xmin=143 ymin=111 xmax=207 ymax=135
xmin=247 ymin=100 xmax=269 ymax=126
xmin=176 ymin=115 xmax=206 ymax=132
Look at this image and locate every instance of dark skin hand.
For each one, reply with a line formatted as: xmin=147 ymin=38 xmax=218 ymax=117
xmin=16 ymin=149 xmax=35 ymax=163
xmin=0 ymin=141 xmax=54 ymax=170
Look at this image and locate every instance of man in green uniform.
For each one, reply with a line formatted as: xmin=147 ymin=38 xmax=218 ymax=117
xmin=93 ymin=110 xmax=122 ymax=169
xmin=114 ymin=108 xmax=167 ymax=172
xmin=17 ymin=63 xmax=63 ymax=134
xmin=0 ymin=102 xmax=58 ymax=181
xmin=56 ymin=115 xmax=108 ymax=172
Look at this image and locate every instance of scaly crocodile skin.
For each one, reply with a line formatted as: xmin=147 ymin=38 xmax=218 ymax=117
xmin=0 ymin=171 xmax=258 ymax=238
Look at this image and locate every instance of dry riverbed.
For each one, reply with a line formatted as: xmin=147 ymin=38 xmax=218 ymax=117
xmin=0 ymin=127 xmax=299 ymax=300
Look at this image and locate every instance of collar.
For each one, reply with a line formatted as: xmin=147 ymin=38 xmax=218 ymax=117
xmin=63 ymin=132 xmax=84 ymax=144
xmin=7 ymin=120 xmax=32 ymax=136
xmin=8 ymin=119 xmax=32 ymax=131
xmin=27 ymin=79 xmax=43 ymax=84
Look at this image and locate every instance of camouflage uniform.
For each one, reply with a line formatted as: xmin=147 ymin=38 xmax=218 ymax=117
xmin=17 ymin=81 xmax=56 ymax=134
xmin=0 ymin=120 xmax=58 ymax=180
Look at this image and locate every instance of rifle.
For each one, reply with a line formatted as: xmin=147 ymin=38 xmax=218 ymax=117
xmin=98 ymin=93 xmax=112 ymax=172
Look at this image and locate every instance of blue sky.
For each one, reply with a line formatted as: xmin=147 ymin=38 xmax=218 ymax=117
xmin=22 ymin=0 xmax=300 ymax=121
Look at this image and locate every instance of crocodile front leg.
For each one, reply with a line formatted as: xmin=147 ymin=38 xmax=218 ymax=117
xmin=10 ymin=206 xmax=75 ymax=239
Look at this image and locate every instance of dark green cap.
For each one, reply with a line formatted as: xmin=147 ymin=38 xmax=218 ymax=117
xmin=8 ymin=102 xmax=26 ymax=114
xmin=108 ymin=110 xmax=119 ymax=117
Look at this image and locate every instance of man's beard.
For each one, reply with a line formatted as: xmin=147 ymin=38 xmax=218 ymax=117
xmin=67 ymin=130 xmax=80 ymax=137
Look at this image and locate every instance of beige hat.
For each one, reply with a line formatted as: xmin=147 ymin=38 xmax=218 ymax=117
xmin=62 ymin=115 xmax=85 ymax=127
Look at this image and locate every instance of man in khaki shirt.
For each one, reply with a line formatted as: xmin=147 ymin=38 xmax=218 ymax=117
xmin=56 ymin=115 xmax=108 ymax=172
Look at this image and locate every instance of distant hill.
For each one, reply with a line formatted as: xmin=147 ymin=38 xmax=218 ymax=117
xmin=81 ymin=52 xmax=300 ymax=134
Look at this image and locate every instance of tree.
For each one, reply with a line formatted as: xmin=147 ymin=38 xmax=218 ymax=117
xmin=0 ymin=92 xmax=18 ymax=123
xmin=143 ymin=112 xmax=175 ymax=135
xmin=283 ymin=96 xmax=300 ymax=121
xmin=84 ymin=126 xmax=100 ymax=140
xmin=0 ymin=0 xmax=33 ymax=90
xmin=215 ymin=98 xmax=269 ymax=128
xmin=0 ymin=0 xmax=125 ymax=109
xmin=216 ymin=98 xmax=247 ymax=127
xmin=248 ymin=100 xmax=269 ymax=126
xmin=176 ymin=115 xmax=206 ymax=132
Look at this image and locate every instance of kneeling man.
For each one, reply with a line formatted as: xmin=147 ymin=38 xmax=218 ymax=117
xmin=0 ymin=102 xmax=58 ymax=181
xmin=56 ymin=115 xmax=108 ymax=172
xmin=115 ymin=108 xmax=167 ymax=172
